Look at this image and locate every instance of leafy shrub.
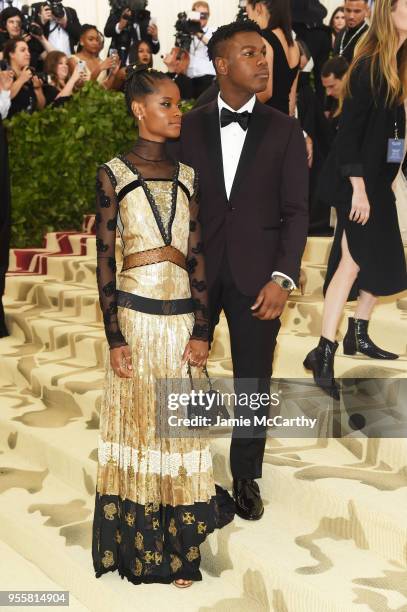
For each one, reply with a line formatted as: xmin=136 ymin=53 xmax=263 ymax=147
xmin=6 ymin=82 xmax=137 ymax=247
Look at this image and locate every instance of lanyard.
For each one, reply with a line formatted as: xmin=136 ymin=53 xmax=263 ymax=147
xmin=339 ymin=23 xmax=366 ymax=56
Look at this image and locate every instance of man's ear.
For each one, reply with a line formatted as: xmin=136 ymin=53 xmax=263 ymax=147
xmin=215 ymin=57 xmax=228 ymax=76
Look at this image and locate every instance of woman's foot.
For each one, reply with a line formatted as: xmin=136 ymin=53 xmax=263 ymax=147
xmin=173 ymin=579 xmax=193 ymax=588
xmin=343 ymin=317 xmax=399 ymax=359
xmin=303 ymin=336 xmax=340 ymax=400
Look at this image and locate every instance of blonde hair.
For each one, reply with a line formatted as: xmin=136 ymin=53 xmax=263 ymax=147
xmin=344 ymin=0 xmax=407 ymax=106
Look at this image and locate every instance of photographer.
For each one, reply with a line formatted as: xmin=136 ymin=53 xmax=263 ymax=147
xmin=31 ymin=1 xmax=81 ymax=55
xmin=104 ymin=1 xmax=159 ymax=66
xmin=163 ymin=47 xmax=193 ymax=100
xmin=0 ymin=7 xmax=54 ymax=68
xmin=43 ymin=50 xmax=86 ymax=105
xmin=71 ymin=24 xmax=121 ymax=90
xmin=3 ymin=37 xmax=46 ymax=118
xmin=185 ymin=1 xmax=216 ymax=99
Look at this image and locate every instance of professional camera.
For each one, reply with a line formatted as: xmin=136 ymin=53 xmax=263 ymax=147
xmin=174 ymin=11 xmax=203 ymax=51
xmin=109 ymin=0 xmax=150 ymax=25
xmin=21 ymin=5 xmax=44 ymax=37
xmin=236 ymin=0 xmax=248 ymax=22
xmin=44 ymin=0 xmax=65 ymax=20
xmin=29 ymin=66 xmax=48 ymax=84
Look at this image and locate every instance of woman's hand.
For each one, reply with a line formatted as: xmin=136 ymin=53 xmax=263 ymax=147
xmin=110 ymin=345 xmax=133 ymax=378
xmin=350 ymin=184 xmax=370 ymax=225
xmin=32 ymin=75 xmax=43 ymax=90
xmin=18 ymin=66 xmax=33 ymax=85
xmin=182 ymin=339 xmax=209 ymax=368
xmin=0 ymin=70 xmax=13 ymax=92
xmin=71 ymin=62 xmax=86 ymax=84
xmin=100 ymin=56 xmax=116 ymax=72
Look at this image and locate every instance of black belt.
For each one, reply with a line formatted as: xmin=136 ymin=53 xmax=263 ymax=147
xmin=117 ymin=290 xmax=194 ymax=315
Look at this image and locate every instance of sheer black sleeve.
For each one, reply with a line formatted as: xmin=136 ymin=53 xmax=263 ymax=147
xmin=186 ymin=172 xmax=209 ymax=342
xmin=96 ymin=165 xmax=127 ymax=350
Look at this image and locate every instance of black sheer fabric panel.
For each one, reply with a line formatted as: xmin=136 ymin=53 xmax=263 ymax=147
xmin=96 ymin=166 xmax=127 ymax=350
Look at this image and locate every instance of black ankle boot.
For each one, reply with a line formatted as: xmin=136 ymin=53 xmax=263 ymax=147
xmin=343 ymin=317 xmax=398 ymax=360
xmin=303 ymin=336 xmax=340 ymax=400
xmin=0 ymin=300 xmax=9 ymax=338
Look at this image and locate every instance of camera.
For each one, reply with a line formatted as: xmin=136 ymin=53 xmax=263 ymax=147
xmin=44 ymin=0 xmax=65 ymax=20
xmin=110 ymin=0 xmax=150 ymax=25
xmin=174 ymin=11 xmax=203 ymax=51
xmin=21 ymin=5 xmax=44 ymax=37
xmin=29 ymin=66 xmax=48 ymax=84
xmin=236 ymin=0 xmax=248 ymax=22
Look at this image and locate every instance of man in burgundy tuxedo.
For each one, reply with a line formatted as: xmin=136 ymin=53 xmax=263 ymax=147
xmin=178 ymin=21 xmax=309 ymax=520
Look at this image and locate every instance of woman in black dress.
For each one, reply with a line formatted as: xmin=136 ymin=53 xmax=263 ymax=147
xmin=246 ymin=0 xmax=300 ymax=116
xmin=304 ymin=0 xmax=407 ymax=399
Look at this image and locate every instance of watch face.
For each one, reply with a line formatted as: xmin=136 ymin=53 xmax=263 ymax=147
xmin=282 ymin=279 xmax=291 ymax=289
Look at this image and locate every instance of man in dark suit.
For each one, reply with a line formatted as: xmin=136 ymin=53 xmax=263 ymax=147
xmin=333 ymin=0 xmax=369 ymax=64
xmin=178 ymin=21 xmax=309 ymax=520
xmin=104 ymin=6 xmax=159 ymax=65
xmin=31 ymin=1 xmax=81 ymax=55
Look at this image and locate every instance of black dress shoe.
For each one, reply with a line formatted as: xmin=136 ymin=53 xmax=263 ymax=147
xmin=303 ymin=336 xmax=340 ymax=400
xmin=232 ymin=478 xmax=264 ymax=520
xmin=343 ymin=317 xmax=398 ymax=360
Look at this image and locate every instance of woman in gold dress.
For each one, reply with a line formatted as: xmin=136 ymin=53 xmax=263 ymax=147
xmin=91 ymin=65 xmax=235 ymax=588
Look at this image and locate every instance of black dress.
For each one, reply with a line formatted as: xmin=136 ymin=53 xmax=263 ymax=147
xmin=261 ymin=29 xmax=299 ymax=115
xmin=319 ymin=59 xmax=407 ymax=300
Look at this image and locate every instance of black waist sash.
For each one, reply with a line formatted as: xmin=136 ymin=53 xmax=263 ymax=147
xmin=116 ymin=290 xmax=194 ymax=315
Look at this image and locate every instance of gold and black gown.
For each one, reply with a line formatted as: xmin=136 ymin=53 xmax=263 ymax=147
xmin=92 ymin=138 xmax=235 ymax=585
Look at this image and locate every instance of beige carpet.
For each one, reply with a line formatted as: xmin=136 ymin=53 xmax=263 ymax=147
xmin=1 ymin=231 xmax=407 ymax=612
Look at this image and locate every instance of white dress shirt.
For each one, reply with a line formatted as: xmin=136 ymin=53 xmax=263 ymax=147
xmin=186 ymin=26 xmax=216 ymax=79
xmin=217 ymin=93 xmax=296 ymax=288
xmin=48 ymin=17 xmax=71 ymax=56
xmin=0 ymin=90 xmax=11 ymax=120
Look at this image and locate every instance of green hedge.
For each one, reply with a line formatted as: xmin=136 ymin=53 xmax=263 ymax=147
xmin=6 ymin=82 xmax=137 ymax=248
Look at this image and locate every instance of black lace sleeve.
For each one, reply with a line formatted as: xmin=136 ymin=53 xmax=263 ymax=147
xmin=95 ymin=165 xmax=127 ymax=350
xmin=186 ymin=172 xmax=209 ymax=342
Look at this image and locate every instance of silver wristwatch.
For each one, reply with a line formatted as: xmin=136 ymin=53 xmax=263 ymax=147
xmin=271 ymin=274 xmax=295 ymax=292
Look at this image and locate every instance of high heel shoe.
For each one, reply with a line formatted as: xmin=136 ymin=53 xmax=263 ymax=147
xmin=303 ymin=336 xmax=340 ymax=400
xmin=173 ymin=579 xmax=193 ymax=588
xmin=343 ymin=317 xmax=398 ymax=360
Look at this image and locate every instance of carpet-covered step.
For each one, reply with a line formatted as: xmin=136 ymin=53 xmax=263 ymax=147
xmin=0 ymin=451 xmax=265 ymax=612
xmin=1 ymin=435 xmax=400 ymax=612
xmin=1 ymin=383 xmax=406 ymax=579
xmin=0 ymin=540 xmax=88 ymax=612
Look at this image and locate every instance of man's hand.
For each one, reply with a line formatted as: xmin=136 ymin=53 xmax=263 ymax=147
xmin=147 ymin=22 xmax=158 ymax=40
xmin=181 ymin=339 xmax=209 ymax=368
xmin=118 ymin=8 xmax=131 ymax=32
xmin=251 ymin=281 xmax=290 ymax=320
xmin=110 ymin=345 xmax=133 ymax=378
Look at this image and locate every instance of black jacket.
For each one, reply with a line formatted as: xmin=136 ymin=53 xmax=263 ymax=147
xmin=178 ymin=100 xmax=309 ymax=294
xmin=104 ymin=9 xmax=159 ymax=62
xmin=31 ymin=3 xmax=81 ymax=54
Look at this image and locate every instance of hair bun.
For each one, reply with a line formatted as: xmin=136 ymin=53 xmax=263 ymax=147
xmin=125 ymin=64 xmax=153 ymax=81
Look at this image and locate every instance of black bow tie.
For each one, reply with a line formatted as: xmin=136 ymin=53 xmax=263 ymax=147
xmin=220 ymin=107 xmax=251 ymax=131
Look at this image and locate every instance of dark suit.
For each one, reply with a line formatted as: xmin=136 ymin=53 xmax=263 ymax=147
xmin=104 ymin=10 xmax=159 ymax=63
xmin=179 ymin=99 xmax=309 ymax=478
xmin=31 ymin=3 xmax=81 ymax=54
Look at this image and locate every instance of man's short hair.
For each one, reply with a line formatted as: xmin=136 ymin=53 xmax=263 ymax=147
xmin=321 ymin=55 xmax=349 ymax=80
xmin=207 ymin=20 xmax=262 ymax=64
xmin=192 ymin=1 xmax=210 ymax=11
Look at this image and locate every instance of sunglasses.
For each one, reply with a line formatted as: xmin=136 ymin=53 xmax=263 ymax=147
xmin=200 ymin=12 xmax=209 ymax=18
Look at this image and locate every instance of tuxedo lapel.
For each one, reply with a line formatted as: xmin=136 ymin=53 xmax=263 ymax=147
xmin=202 ymin=101 xmax=228 ymax=202
xmin=229 ymin=102 xmax=270 ymax=204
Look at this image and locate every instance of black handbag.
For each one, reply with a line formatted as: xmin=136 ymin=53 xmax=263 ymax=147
xmin=186 ymin=363 xmax=229 ymax=428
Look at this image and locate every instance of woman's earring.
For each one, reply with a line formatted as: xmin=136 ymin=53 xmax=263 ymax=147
xmin=138 ymin=115 xmax=142 ymax=121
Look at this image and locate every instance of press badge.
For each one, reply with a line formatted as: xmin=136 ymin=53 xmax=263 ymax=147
xmin=387 ymin=138 xmax=405 ymax=163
